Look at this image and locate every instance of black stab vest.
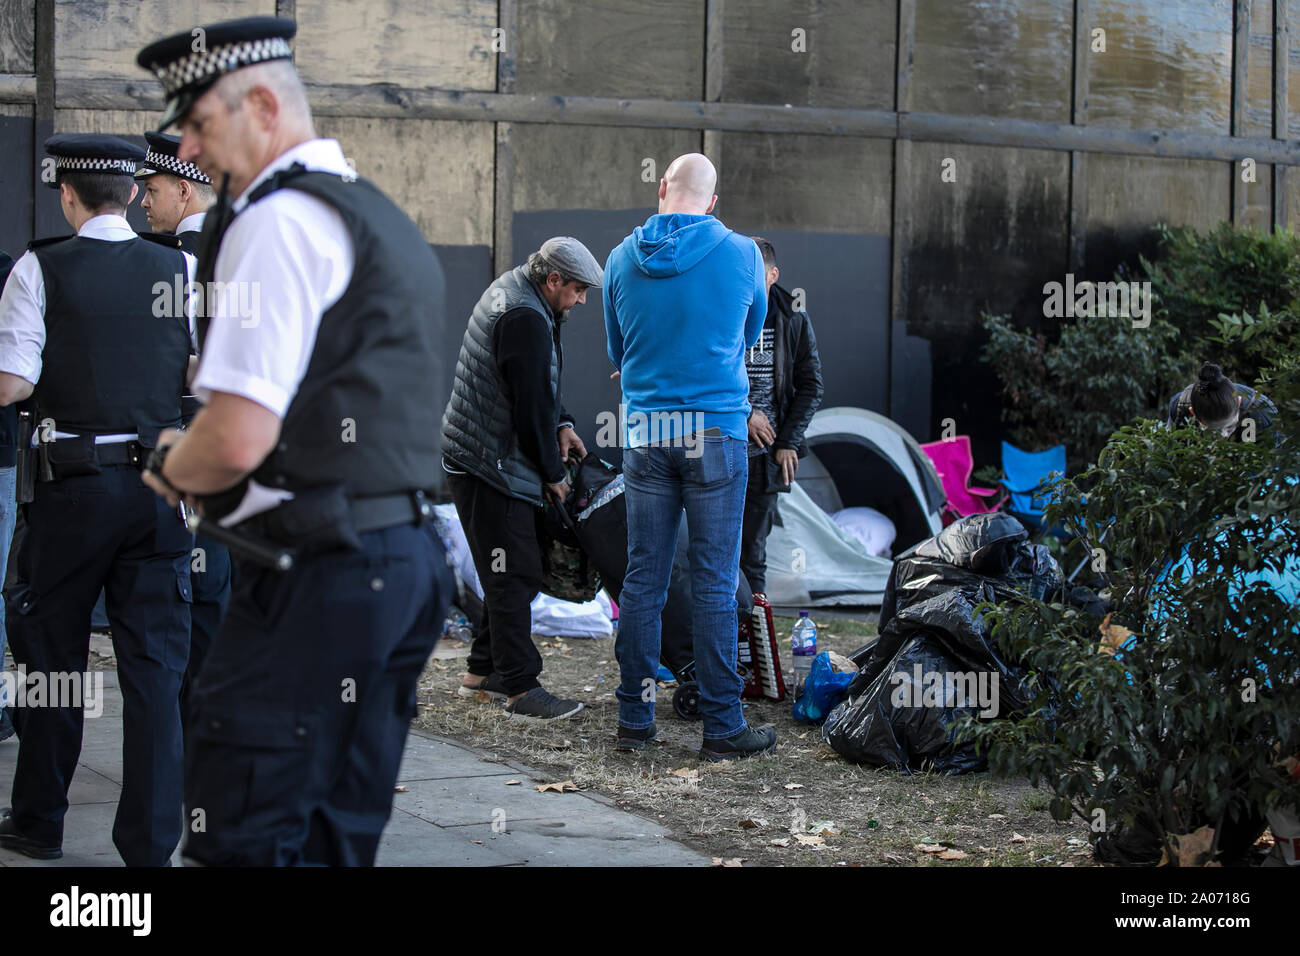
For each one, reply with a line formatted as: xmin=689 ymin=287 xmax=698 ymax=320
xmin=31 ymin=234 xmax=191 ymax=447
xmin=199 ymin=167 xmax=446 ymax=497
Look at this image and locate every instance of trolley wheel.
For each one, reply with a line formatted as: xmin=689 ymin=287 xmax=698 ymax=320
xmin=673 ymin=681 xmax=703 ymax=721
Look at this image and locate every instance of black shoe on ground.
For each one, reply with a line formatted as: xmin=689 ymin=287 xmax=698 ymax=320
xmin=699 ymin=725 xmax=777 ymax=762
xmin=0 ymin=809 xmax=62 ymax=860
xmin=456 ymin=673 xmax=509 ymax=701
xmin=503 ymin=687 xmax=584 ymax=722
xmin=615 ymin=723 xmax=659 ymax=751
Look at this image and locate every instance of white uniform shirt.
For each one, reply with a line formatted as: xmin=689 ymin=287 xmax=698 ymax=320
xmin=0 ymin=214 xmax=197 ymax=442
xmin=191 ymin=139 xmax=356 ymax=417
xmin=176 ymin=211 xmax=207 ymax=236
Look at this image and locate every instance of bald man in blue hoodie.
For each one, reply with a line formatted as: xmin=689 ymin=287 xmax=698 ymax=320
xmin=603 ymin=153 xmax=775 ymax=761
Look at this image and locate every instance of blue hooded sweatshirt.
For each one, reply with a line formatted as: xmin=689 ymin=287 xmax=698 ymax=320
xmin=603 ymin=213 xmax=766 ymax=446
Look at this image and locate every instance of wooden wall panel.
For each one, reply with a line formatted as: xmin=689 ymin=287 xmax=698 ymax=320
xmin=295 ymin=0 xmax=496 ymax=91
xmin=716 ymin=132 xmax=892 ymax=234
xmin=1087 ymin=0 xmax=1233 ymax=134
xmin=0 ymin=0 xmax=34 ymax=74
xmin=911 ymin=0 xmax=1073 ymax=121
xmin=508 ymin=123 xmax=700 ymax=212
xmin=719 ymin=0 xmax=894 ymax=109
xmin=315 ymin=115 xmax=493 ymax=246
xmin=514 ymin=0 xmax=703 ymax=99
xmin=55 ymin=0 xmax=274 ymax=83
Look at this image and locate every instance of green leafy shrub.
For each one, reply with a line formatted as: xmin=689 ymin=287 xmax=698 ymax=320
xmin=955 ymin=419 xmax=1300 ymax=866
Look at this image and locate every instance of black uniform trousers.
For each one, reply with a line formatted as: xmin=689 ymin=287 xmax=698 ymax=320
xmin=740 ymin=454 xmax=780 ymax=595
xmin=179 ymin=533 xmax=231 ymax=739
xmin=445 ymin=470 xmax=545 ymax=697
xmin=5 ymin=464 xmax=192 ymax=866
xmin=183 ymin=521 xmax=451 ymax=867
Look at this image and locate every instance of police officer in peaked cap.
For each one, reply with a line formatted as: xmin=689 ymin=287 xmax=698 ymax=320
xmin=0 ymin=133 xmax=196 ymax=866
xmin=136 ymin=16 xmax=453 ymax=866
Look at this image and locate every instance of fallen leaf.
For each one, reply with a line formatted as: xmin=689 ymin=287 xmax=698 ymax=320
xmin=793 ymin=834 xmax=825 ymax=847
xmin=1097 ymin=612 xmax=1134 ymax=656
xmin=938 ymin=849 xmax=968 ymax=860
xmin=1168 ymin=825 xmax=1217 ymax=867
xmin=769 ymin=838 xmax=791 ymax=847
xmin=545 ymin=740 xmax=573 ymax=751
xmin=1010 ymin=833 xmax=1028 ymax=843
xmin=394 ymin=785 xmax=408 ymax=792
xmin=828 ymin=651 xmax=857 ymax=674
xmin=987 ymin=813 xmax=1006 ymax=820
xmin=738 ymin=818 xmax=769 ymax=830
xmin=916 ymin=843 xmax=946 ymax=854
xmin=809 ymin=819 xmax=841 ymax=836
xmin=505 ymin=780 xmax=521 ymax=786
xmin=784 ymin=783 xmax=805 ymax=790
xmin=535 ymin=780 xmax=578 ymax=793
xmin=670 ymin=767 xmax=700 ymax=781
xmin=711 ymin=857 xmax=745 ymax=867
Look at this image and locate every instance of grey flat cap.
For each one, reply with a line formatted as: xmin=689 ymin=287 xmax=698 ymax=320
xmin=538 ymin=236 xmax=604 ymax=288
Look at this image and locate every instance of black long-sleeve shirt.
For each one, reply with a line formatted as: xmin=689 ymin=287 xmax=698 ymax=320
xmin=494 ymin=306 xmax=572 ymax=485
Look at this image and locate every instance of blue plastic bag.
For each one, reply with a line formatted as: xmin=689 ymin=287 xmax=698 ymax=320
xmin=792 ymin=651 xmax=855 ymax=724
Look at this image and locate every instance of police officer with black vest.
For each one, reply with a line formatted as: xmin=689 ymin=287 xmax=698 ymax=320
xmin=135 ymin=129 xmax=230 ymax=738
xmin=136 ymin=16 xmax=453 ymax=866
xmin=0 ymin=134 xmax=195 ymax=866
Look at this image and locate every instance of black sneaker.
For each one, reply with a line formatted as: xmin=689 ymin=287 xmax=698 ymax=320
xmin=456 ymin=673 xmax=508 ymax=701
xmin=699 ymin=725 xmax=777 ymax=762
xmin=503 ymin=687 xmax=584 ymax=723
xmin=615 ymin=723 xmax=659 ymax=751
xmin=0 ymin=808 xmax=62 ymax=860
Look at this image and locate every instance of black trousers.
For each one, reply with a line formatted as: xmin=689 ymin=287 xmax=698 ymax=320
xmin=446 ymin=471 xmax=544 ymax=697
xmin=179 ymin=533 xmax=231 ymax=740
xmin=183 ymin=522 xmax=451 ymax=867
xmin=5 ymin=464 xmax=192 ymax=866
xmin=740 ymin=455 xmax=779 ymax=595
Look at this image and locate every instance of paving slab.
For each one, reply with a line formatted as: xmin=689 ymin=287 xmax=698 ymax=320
xmin=0 ymin=667 xmax=710 ymax=867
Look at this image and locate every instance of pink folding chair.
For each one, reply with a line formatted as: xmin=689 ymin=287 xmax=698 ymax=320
xmin=919 ymin=435 xmax=1007 ymax=525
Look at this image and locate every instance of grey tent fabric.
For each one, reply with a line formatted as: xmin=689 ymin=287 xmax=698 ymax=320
xmin=765 ymin=407 xmax=946 ymax=607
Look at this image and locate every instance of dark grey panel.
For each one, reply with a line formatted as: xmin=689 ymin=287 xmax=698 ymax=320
xmin=513 ymin=210 xmax=892 ymax=466
xmin=0 ymin=113 xmax=33 ymax=255
xmin=435 ymin=241 xmax=494 ymax=396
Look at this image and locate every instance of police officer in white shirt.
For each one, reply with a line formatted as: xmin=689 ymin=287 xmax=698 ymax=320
xmin=136 ymin=16 xmax=453 ymax=867
xmin=0 ymin=134 xmax=195 ymax=866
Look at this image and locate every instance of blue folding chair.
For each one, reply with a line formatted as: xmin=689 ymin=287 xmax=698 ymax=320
xmin=1001 ymin=441 xmax=1066 ymax=538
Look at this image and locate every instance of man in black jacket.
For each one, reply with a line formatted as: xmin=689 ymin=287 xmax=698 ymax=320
xmin=441 ymin=237 xmax=604 ymax=722
xmin=742 ymin=238 xmax=824 ymax=598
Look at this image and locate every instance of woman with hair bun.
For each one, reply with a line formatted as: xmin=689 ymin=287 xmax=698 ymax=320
xmin=1166 ymin=362 xmax=1281 ymax=445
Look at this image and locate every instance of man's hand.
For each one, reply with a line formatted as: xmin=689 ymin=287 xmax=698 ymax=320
xmin=558 ymin=424 xmax=586 ymax=464
xmin=748 ymin=410 xmax=776 ymax=447
xmin=774 ymin=448 xmax=798 ymax=486
xmin=545 ymin=478 xmax=571 ymax=505
xmin=142 ymin=428 xmax=186 ymax=508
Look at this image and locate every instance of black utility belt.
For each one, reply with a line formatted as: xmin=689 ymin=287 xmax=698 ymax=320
xmin=39 ymin=435 xmax=145 ymax=478
xmin=230 ymin=485 xmax=437 ymax=559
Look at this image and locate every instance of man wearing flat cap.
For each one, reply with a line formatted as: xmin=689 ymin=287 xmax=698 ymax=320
xmin=136 ymin=16 xmax=453 ymax=867
xmin=135 ymin=128 xmax=229 ymax=743
xmin=0 ymin=133 xmax=196 ymax=866
xmin=442 ymin=237 xmax=603 ymax=722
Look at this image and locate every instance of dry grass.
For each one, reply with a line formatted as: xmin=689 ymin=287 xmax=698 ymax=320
xmin=414 ymin=615 xmax=1098 ymax=866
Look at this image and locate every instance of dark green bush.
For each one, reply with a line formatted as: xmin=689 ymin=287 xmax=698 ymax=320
xmin=954 ymin=420 xmax=1300 ymax=865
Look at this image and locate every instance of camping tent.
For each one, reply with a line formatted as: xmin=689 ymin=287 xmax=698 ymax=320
xmin=765 ymin=407 xmax=946 ymax=607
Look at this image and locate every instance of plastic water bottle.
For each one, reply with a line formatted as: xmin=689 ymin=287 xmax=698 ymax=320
xmin=791 ymin=611 xmax=818 ymax=696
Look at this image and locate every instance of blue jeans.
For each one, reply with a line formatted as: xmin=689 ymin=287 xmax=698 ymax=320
xmin=616 ymin=435 xmax=748 ymax=739
xmin=0 ymin=465 xmax=14 ymax=707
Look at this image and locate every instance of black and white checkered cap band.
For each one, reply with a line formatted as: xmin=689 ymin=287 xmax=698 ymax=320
xmin=143 ymin=149 xmax=210 ymax=183
xmin=55 ymin=156 xmax=136 ymax=175
xmin=152 ymin=37 xmax=293 ymax=98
